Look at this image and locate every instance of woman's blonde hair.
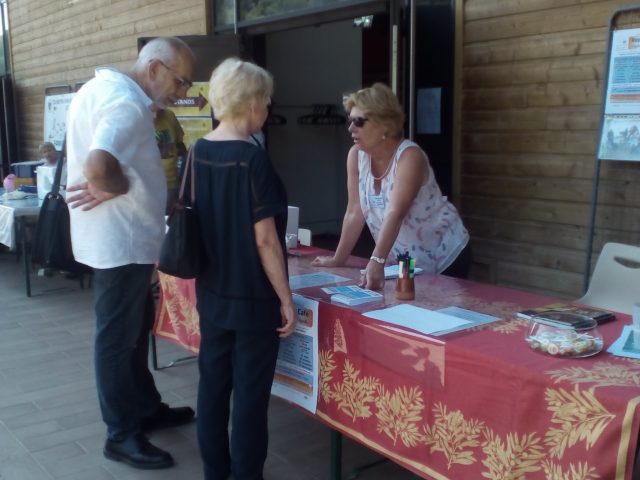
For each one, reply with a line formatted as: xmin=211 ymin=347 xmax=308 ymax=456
xmin=343 ymin=83 xmax=404 ymax=137
xmin=208 ymin=57 xmax=273 ymax=121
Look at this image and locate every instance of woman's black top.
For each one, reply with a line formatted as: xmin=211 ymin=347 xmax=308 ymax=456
xmin=193 ymin=139 xmax=288 ymax=331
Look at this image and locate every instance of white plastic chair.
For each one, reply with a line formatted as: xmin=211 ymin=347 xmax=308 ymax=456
xmin=298 ymin=228 xmax=312 ymax=246
xmin=576 ymin=242 xmax=640 ymax=315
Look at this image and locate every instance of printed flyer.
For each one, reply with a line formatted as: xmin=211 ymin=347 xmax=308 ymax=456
xmin=271 ymin=294 xmax=319 ymax=413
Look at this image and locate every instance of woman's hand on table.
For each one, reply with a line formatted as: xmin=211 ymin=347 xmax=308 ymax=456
xmin=360 ymin=261 xmax=385 ymax=291
xmin=311 ymin=255 xmax=341 ymax=267
xmin=278 ymin=301 xmax=297 ymax=338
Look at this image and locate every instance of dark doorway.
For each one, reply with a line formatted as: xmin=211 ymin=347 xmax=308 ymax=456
xmin=362 ymin=13 xmax=390 ymax=87
xmin=410 ymin=2 xmax=455 ymax=197
xmin=0 ymin=75 xmax=18 ymax=178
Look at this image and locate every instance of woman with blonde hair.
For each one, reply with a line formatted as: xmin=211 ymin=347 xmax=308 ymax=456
xmin=193 ymin=57 xmax=295 ymax=480
xmin=313 ymin=83 xmax=470 ymax=289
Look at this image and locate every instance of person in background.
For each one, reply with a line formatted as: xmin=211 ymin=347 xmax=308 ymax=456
xmin=194 ymin=57 xmax=296 ymax=480
xmin=38 ymin=141 xmax=58 ymax=166
xmin=65 ymin=37 xmax=197 ymax=470
xmin=312 ymin=83 xmax=470 ymax=290
xmin=154 ymin=107 xmax=187 ymax=214
xmin=37 ymin=141 xmax=67 ymax=188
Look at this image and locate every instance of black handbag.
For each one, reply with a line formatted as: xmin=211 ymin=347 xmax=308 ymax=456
xmin=32 ymin=142 xmax=92 ymax=274
xmin=157 ymin=143 xmax=204 ymax=279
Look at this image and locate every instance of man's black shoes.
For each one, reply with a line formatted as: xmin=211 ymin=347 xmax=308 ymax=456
xmin=104 ymin=434 xmax=174 ymax=469
xmin=141 ymin=403 xmax=195 ymax=433
xmin=103 ymin=404 xmax=194 ymax=468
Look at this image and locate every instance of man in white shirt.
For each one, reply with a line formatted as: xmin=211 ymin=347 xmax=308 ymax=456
xmin=66 ymin=37 xmax=196 ymax=470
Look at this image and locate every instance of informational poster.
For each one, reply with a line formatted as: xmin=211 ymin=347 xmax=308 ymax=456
xmin=168 ymin=81 xmax=212 ymax=146
xmin=598 ymin=28 xmax=640 ymax=161
xmin=178 ymin=117 xmax=214 ymax=148
xmin=44 ymin=93 xmax=74 ymax=150
xmin=416 ymin=87 xmax=441 ymax=134
xmin=170 ymin=81 xmax=210 ymax=117
xmin=271 ymin=294 xmax=319 ymax=413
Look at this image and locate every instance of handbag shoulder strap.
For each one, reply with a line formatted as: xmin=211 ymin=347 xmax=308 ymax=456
xmin=178 ymin=140 xmax=197 ymax=204
xmin=51 ymin=137 xmax=66 ymax=195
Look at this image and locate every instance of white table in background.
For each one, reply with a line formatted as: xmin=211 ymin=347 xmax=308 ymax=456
xmin=0 ymin=189 xmax=41 ymax=296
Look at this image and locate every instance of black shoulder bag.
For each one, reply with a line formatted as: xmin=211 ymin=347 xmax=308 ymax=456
xmin=157 ymin=142 xmax=204 ymax=279
xmin=32 ymin=141 xmax=92 ymax=274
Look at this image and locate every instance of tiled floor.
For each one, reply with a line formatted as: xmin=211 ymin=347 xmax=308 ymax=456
xmin=0 ymin=250 xmax=417 ymax=480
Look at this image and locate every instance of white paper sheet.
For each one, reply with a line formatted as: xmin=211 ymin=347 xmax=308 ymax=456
xmin=289 ymin=272 xmax=351 ymax=290
xmin=363 ymin=304 xmax=471 ymax=336
xmin=434 ymin=306 xmax=501 ymax=335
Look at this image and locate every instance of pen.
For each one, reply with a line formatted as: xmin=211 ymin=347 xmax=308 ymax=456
xmin=397 ymin=251 xmax=410 ymax=278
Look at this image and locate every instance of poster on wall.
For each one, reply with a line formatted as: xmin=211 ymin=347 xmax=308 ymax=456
xmin=598 ymin=115 xmax=640 ymax=160
xmin=598 ymin=27 xmax=640 ymax=161
xmin=417 ymin=87 xmax=441 ymax=134
xmin=44 ymin=93 xmax=74 ymax=150
xmin=177 ymin=117 xmax=213 ymax=148
xmin=168 ymin=81 xmax=212 ymax=147
xmin=169 ymin=82 xmax=210 ymax=117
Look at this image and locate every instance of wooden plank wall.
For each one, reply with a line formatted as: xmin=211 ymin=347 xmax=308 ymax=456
xmin=461 ymin=0 xmax=640 ymax=298
xmin=7 ymin=0 xmax=207 ymax=161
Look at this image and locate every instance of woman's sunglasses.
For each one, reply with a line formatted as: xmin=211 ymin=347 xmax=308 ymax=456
xmin=347 ymin=116 xmax=369 ymax=128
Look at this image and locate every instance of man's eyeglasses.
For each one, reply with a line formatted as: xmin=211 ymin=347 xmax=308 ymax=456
xmin=157 ymin=60 xmax=193 ymax=90
xmin=348 ymin=116 xmax=369 ymax=128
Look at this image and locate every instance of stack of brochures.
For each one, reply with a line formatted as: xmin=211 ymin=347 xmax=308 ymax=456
xmin=516 ymin=302 xmax=615 ymax=325
xmin=321 ymin=285 xmax=383 ymax=306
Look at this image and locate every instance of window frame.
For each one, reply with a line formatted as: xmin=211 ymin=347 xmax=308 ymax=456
xmin=212 ymin=0 xmax=387 ymax=35
xmin=0 ymin=0 xmax=9 ymax=75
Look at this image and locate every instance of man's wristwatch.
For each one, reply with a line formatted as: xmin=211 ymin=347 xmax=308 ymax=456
xmin=370 ymin=255 xmax=386 ymax=265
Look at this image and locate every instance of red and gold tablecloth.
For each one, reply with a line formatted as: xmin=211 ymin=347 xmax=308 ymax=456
xmin=154 ymin=251 xmax=640 ymax=480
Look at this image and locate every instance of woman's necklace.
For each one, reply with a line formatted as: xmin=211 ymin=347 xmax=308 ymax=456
xmin=370 ymin=142 xmax=401 ymax=181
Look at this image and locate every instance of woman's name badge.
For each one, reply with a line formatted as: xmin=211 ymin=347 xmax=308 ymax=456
xmin=369 ymin=195 xmax=385 ymax=209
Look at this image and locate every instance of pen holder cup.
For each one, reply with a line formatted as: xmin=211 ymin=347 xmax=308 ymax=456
xmin=395 ymin=277 xmax=415 ymax=301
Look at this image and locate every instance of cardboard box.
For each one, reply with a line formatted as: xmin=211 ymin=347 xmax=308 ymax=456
xmin=11 ymin=160 xmax=42 ymax=184
xmin=13 ymin=177 xmax=34 ymax=187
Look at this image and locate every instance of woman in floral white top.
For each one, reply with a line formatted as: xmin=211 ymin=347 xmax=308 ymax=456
xmin=312 ymin=83 xmax=470 ymax=290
